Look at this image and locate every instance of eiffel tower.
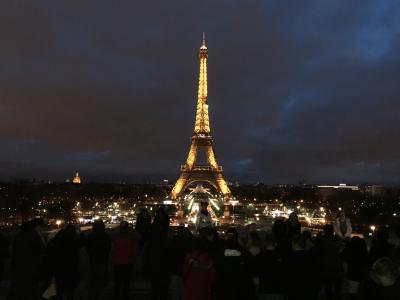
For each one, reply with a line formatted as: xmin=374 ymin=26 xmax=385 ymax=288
xmin=170 ymin=34 xmax=231 ymax=200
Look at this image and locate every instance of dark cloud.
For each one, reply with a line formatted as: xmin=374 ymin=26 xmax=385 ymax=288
xmin=0 ymin=0 xmax=399 ymax=184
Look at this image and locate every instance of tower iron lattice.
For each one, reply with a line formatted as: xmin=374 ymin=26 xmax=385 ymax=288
xmin=170 ymin=34 xmax=231 ymax=200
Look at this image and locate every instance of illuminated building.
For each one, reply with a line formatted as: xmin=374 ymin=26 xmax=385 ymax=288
xmin=170 ymin=33 xmax=231 ymax=200
xmin=317 ymin=183 xmax=359 ymax=191
xmin=72 ymin=172 xmax=81 ymax=184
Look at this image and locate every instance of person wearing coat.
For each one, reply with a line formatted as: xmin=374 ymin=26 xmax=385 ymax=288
xmin=333 ymin=211 xmax=352 ymax=239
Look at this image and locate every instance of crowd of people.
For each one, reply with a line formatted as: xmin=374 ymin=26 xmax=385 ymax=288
xmin=1 ymin=207 xmax=400 ymax=300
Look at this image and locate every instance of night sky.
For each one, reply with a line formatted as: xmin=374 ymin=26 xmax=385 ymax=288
xmin=0 ymin=1 xmax=399 ymax=184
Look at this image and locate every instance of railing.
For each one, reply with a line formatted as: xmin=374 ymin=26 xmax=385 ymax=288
xmin=181 ymin=165 xmax=222 ymax=172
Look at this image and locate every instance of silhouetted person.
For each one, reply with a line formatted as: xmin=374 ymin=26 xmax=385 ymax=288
xmin=46 ymin=224 xmax=82 ymax=300
xmin=341 ymin=236 xmax=368 ymax=299
xmin=315 ymin=224 xmax=344 ymax=300
xmin=247 ymin=231 xmax=262 ymax=257
xmin=9 ymin=218 xmax=46 ymax=300
xmin=144 ymin=208 xmax=171 ymax=300
xmin=196 ymin=201 xmax=212 ymax=231
xmin=364 ymin=257 xmax=400 ymax=300
xmin=286 ymin=235 xmax=319 ymax=300
xmin=369 ymin=227 xmax=393 ymax=265
xmin=334 ymin=211 xmax=352 ymax=239
xmin=273 ymin=219 xmax=291 ymax=258
xmin=151 ymin=207 xmax=170 ymax=237
xmin=242 ymin=231 xmax=261 ymax=299
xmin=112 ymin=221 xmax=136 ymax=300
xmin=286 ymin=212 xmax=301 ymax=239
xmin=257 ymin=233 xmax=285 ymax=299
xmin=302 ymin=230 xmax=314 ymax=250
xmin=0 ymin=231 xmax=10 ymax=283
xmin=136 ymin=208 xmax=152 ymax=249
xmin=85 ymin=220 xmax=111 ymax=300
xmin=169 ymin=226 xmax=193 ymax=300
xmin=217 ymin=229 xmax=251 ymax=300
xmin=183 ymin=236 xmax=215 ymax=300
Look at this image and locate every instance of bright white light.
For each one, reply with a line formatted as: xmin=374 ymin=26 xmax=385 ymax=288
xmin=370 ymin=225 xmax=376 ymax=231
xmin=209 ymin=199 xmax=220 ymax=211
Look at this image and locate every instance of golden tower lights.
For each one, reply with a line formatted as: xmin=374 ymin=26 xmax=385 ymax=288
xmin=170 ymin=34 xmax=231 ymax=200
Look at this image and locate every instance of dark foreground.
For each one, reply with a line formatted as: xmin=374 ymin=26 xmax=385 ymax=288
xmin=1 ymin=210 xmax=400 ymax=300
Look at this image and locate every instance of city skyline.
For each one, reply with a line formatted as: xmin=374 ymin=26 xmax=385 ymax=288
xmin=0 ymin=1 xmax=399 ymax=184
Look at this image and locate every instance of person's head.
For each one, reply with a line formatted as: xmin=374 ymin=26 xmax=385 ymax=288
xmin=292 ymin=234 xmax=306 ymax=251
xmin=323 ymin=224 xmax=334 ymax=237
xmin=139 ymin=208 xmax=150 ymax=217
xmin=56 ymin=224 xmax=77 ymax=240
xmin=347 ymin=236 xmax=368 ymax=257
xmin=20 ymin=221 xmax=32 ymax=233
xmin=199 ymin=227 xmax=214 ymax=242
xmin=92 ymin=219 xmax=105 ymax=233
xmin=30 ymin=218 xmax=45 ymax=234
xmin=152 ymin=207 xmax=170 ymax=235
xmin=120 ymin=220 xmax=129 ymax=231
xmin=288 ymin=212 xmax=298 ymax=224
xmin=375 ymin=227 xmax=390 ymax=243
xmin=272 ymin=219 xmax=288 ymax=239
xmin=155 ymin=207 xmax=169 ymax=221
xmin=248 ymin=231 xmax=262 ymax=249
xmin=226 ymin=227 xmax=239 ymax=240
xmin=264 ymin=233 xmax=277 ymax=250
xmin=200 ymin=201 xmax=208 ymax=211
xmin=246 ymin=223 xmax=257 ymax=233
xmin=370 ymin=257 xmax=399 ymax=287
xmin=225 ymin=235 xmax=240 ymax=250
xmin=338 ymin=210 xmax=346 ymax=220
xmin=302 ymin=230 xmax=312 ymax=241
xmin=30 ymin=218 xmax=45 ymax=229
xmin=65 ymin=224 xmax=77 ymax=237
xmin=176 ymin=225 xmax=190 ymax=238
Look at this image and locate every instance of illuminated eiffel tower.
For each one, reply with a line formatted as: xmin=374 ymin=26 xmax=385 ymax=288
xmin=170 ymin=34 xmax=231 ymax=200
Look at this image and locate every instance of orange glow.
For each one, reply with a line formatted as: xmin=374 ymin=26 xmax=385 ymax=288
xmin=170 ymin=34 xmax=231 ymax=200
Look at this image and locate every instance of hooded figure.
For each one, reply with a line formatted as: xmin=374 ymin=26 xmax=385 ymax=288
xmin=196 ymin=201 xmax=213 ymax=230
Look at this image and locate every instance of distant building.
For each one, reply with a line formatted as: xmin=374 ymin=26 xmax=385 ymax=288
xmin=317 ymin=183 xmax=359 ymax=191
xmin=72 ymin=172 xmax=81 ymax=184
xmin=364 ymin=185 xmax=385 ymax=197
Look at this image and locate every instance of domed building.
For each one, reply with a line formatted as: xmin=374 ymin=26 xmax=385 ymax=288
xmin=72 ymin=172 xmax=81 ymax=184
